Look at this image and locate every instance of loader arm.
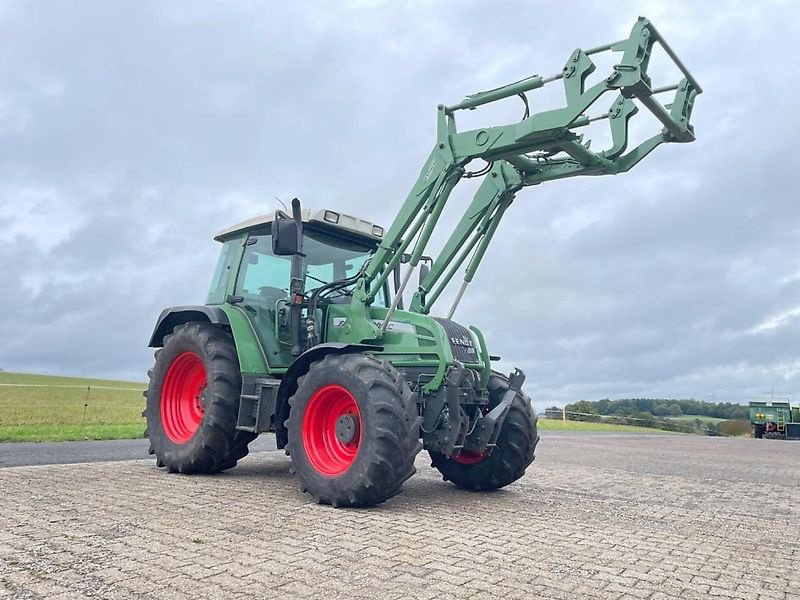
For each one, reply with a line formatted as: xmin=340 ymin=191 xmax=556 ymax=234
xmin=341 ymin=17 xmax=701 ymax=341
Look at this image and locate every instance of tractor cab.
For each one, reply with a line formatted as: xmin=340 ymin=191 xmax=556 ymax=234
xmin=207 ymin=208 xmax=391 ymax=368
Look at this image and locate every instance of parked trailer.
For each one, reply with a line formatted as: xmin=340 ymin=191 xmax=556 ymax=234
xmin=749 ymin=401 xmax=800 ymax=440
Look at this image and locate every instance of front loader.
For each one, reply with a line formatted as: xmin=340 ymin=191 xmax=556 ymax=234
xmin=144 ymin=18 xmax=701 ymax=507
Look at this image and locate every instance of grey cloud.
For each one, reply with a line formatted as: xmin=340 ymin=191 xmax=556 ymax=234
xmin=1 ymin=0 xmax=798 ymax=407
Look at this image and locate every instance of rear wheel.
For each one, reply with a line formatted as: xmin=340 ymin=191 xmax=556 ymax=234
xmin=145 ymin=323 xmax=255 ymax=474
xmin=429 ymin=372 xmax=539 ymax=490
xmin=286 ymin=353 xmax=422 ymax=507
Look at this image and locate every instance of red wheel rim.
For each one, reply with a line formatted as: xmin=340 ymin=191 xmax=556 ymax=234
xmin=302 ymin=384 xmax=361 ymax=476
xmin=453 ymin=449 xmax=486 ymax=465
xmin=161 ymin=352 xmax=206 ymax=444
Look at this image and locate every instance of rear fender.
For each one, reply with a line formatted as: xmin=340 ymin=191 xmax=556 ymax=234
xmin=148 ymin=305 xmax=269 ymax=375
xmin=148 ymin=306 xmax=229 ymax=347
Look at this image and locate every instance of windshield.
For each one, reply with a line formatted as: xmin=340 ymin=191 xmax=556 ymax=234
xmin=234 ymin=228 xmax=387 ymax=306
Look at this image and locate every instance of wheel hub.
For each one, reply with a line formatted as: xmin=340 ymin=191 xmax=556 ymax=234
xmin=335 ymin=414 xmax=358 ymax=444
xmin=197 ymin=387 xmax=207 ymax=411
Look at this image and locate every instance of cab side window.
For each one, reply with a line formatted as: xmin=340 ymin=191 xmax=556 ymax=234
xmin=235 ymin=235 xmax=291 ymax=303
xmin=206 ymin=239 xmax=239 ymax=305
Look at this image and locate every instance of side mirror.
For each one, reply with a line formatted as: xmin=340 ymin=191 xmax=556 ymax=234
xmin=418 ymin=261 xmax=430 ymax=288
xmin=272 ymin=213 xmax=300 ymax=256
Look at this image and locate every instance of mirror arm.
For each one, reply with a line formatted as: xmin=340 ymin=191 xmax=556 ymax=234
xmin=289 ymin=198 xmax=305 ymax=356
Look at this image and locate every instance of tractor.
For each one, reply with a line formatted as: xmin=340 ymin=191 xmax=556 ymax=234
xmin=144 ymin=18 xmax=701 ymax=506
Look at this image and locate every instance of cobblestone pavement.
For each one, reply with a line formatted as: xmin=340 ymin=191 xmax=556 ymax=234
xmin=1 ymin=432 xmax=798 ymax=599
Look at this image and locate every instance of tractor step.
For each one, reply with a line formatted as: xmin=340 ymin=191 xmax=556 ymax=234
xmin=236 ymin=377 xmax=280 ymax=433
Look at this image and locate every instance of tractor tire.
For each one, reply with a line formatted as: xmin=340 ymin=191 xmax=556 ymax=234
xmin=144 ymin=322 xmax=256 ymax=474
xmin=429 ymin=372 xmax=539 ymax=491
xmin=286 ymin=353 xmax=422 ymax=507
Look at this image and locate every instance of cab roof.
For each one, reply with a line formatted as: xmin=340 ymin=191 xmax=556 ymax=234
xmin=214 ymin=209 xmax=385 ymax=243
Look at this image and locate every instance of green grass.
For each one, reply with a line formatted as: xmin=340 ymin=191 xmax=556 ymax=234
xmin=537 ymin=418 xmax=676 ymax=434
xmin=0 ymin=424 xmax=147 ymax=443
xmin=0 ymin=371 xmax=146 ymax=443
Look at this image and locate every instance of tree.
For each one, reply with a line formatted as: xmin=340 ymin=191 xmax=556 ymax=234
xmin=652 ymin=403 xmax=671 ymax=417
xmin=730 ymin=405 xmax=748 ymax=420
xmin=633 ymin=411 xmax=657 ymax=428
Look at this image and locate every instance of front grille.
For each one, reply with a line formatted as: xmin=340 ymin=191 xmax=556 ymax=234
xmin=433 ymin=317 xmax=479 ymax=364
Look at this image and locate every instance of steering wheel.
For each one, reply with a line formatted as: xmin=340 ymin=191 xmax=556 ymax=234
xmin=258 ymin=286 xmax=289 ymax=307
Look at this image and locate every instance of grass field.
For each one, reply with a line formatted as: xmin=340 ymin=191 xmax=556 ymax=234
xmin=537 ymin=418 xmax=675 ymax=434
xmin=0 ymin=372 xmax=146 ymax=442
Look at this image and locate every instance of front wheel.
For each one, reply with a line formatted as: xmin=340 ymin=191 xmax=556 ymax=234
xmin=429 ymin=372 xmax=539 ymax=490
xmin=286 ymin=354 xmax=422 ymax=507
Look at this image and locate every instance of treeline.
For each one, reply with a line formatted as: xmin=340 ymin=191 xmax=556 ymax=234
xmin=543 ymin=398 xmax=752 ymax=436
xmin=559 ymin=398 xmax=749 ymax=421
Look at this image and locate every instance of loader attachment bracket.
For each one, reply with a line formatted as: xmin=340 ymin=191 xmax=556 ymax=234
xmin=464 ymin=368 xmax=526 ymax=454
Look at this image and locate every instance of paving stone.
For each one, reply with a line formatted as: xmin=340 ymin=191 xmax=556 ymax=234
xmin=0 ymin=433 xmax=797 ymax=599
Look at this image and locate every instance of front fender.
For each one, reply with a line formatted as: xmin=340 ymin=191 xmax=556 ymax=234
xmin=274 ymin=342 xmax=382 ymax=448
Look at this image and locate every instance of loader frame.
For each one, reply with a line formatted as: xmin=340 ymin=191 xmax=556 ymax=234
xmin=335 ymin=17 xmax=701 ymax=351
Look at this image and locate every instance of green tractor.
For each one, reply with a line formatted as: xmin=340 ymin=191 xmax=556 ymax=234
xmin=144 ymin=18 xmax=701 ymax=506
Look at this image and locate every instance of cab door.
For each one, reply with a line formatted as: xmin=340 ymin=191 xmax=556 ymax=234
xmin=233 ymin=233 xmax=294 ymax=369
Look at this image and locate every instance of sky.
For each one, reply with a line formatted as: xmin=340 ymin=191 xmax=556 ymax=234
xmin=1 ymin=0 xmax=798 ymax=407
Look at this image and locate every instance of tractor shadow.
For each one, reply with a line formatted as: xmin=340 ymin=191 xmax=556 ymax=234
xmin=223 ymin=451 xmax=294 ymax=480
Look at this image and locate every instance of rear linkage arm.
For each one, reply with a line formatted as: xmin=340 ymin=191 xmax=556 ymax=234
xmin=340 ymin=17 xmax=701 ymax=342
